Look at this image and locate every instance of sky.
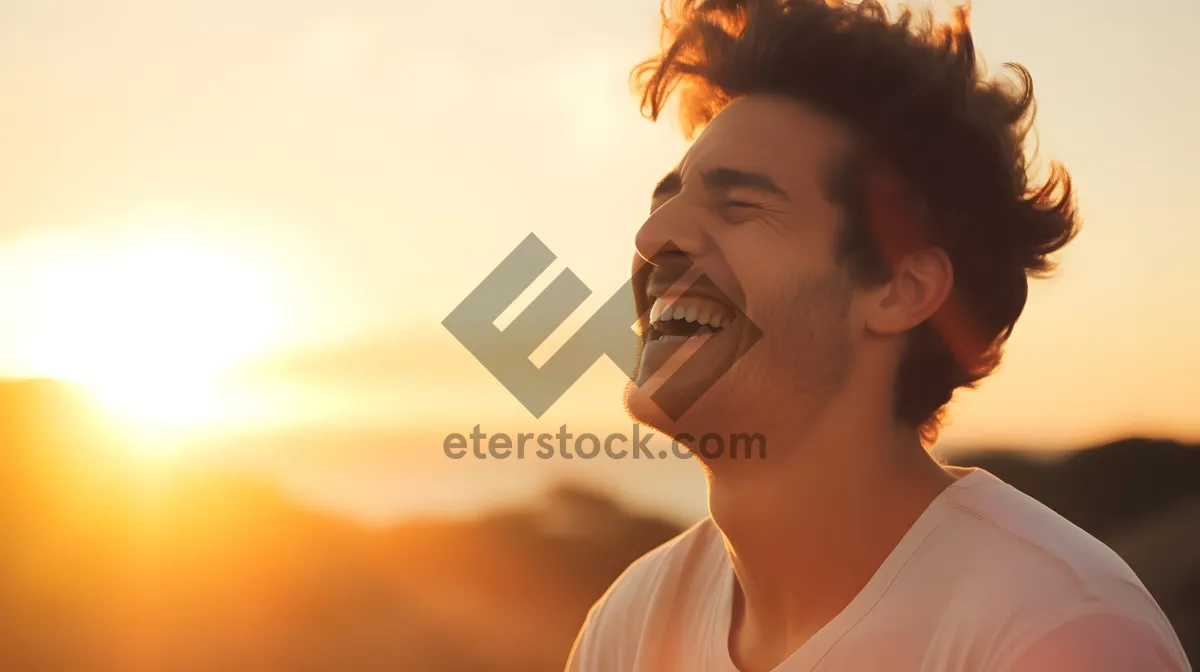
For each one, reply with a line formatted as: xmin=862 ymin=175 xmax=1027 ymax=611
xmin=1 ymin=0 xmax=1198 ymax=520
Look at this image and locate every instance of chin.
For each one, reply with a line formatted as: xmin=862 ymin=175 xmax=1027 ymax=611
xmin=623 ymin=378 xmax=678 ymax=436
xmin=623 ymin=371 xmax=737 ymax=443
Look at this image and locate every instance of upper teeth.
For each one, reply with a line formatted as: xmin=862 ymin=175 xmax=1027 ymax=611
xmin=649 ymin=297 xmax=731 ymax=328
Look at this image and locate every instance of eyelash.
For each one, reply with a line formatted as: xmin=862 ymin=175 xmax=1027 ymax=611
xmin=724 ymin=200 xmax=760 ymax=209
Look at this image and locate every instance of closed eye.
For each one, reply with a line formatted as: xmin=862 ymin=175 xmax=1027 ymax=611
xmin=723 ymin=200 xmax=768 ymax=213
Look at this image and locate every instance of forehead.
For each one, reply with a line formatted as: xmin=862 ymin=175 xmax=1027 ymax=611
xmin=677 ymin=94 xmax=855 ymax=195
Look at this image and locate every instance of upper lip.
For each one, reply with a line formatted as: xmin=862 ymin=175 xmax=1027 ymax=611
xmin=645 ymin=272 xmax=735 ymax=308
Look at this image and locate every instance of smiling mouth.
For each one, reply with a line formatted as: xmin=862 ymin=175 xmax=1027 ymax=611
xmin=646 ymin=292 xmax=737 ymax=344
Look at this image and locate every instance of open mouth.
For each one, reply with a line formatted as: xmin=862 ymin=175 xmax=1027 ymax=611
xmin=632 ymin=265 xmax=757 ymax=397
xmin=646 ymin=290 xmax=737 ymax=345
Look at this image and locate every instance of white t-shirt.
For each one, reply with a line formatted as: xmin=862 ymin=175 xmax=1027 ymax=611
xmin=567 ymin=468 xmax=1191 ymax=671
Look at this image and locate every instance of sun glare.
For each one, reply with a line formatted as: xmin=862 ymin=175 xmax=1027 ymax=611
xmin=14 ymin=226 xmax=287 ymax=446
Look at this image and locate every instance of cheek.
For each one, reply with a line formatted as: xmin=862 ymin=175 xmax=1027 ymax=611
xmin=719 ymin=211 xmax=838 ymax=279
xmin=725 ymin=249 xmax=838 ymax=330
xmin=742 ymin=266 xmax=857 ymax=362
xmin=710 ymin=210 xmax=846 ymax=339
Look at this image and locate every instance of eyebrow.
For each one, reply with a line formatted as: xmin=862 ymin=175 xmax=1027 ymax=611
xmin=652 ymin=167 xmax=790 ymax=200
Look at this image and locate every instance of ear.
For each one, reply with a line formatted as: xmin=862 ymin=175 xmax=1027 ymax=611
xmin=864 ymin=247 xmax=953 ymax=335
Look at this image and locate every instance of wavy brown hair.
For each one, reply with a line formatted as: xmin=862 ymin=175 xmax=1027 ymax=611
xmin=632 ymin=0 xmax=1080 ymax=443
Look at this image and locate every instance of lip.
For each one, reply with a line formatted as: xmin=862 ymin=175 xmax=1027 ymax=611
xmin=646 ymin=275 xmax=736 ymax=305
xmin=638 ymin=327 xmax=725 ymax=386
xmin=640 ymin=272 xmax=739 ymax=340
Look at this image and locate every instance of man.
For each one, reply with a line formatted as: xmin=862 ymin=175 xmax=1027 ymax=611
xmin=566 ymin=1 xmax=1190 ymax=671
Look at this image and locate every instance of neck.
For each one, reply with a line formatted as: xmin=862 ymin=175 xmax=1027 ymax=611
xmin=705 ymin=372 xmax=955 ymax=670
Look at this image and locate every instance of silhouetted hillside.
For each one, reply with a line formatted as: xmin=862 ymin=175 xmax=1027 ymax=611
xmin=0 ymin=379 xmax=682 ymax=671
xmin=952 ymin=439 xmax=1200 ymax=538
xmin=2 ymin=379 xmax=1196 ymax=670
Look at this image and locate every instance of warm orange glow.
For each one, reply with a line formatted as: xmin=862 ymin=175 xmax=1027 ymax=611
xmin=13 ymin=223 xmax=287 ymax=445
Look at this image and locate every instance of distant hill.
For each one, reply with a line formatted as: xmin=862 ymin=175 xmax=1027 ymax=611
xmin=0 ymin=379 xmax=682 ymax=671
xmin=1 ymin=379 xmax=1196 ymax=670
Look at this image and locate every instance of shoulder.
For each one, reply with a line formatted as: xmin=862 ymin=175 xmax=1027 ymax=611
xmin=565 ymin=517 xmax=724 ymax=671
xmin=1001 ymin=613 xmax=1190 ymax=671
xmin=929 ymin=470 xmax=1188 ymax=668
xmin=939 ymin=469 xmax=1146 ymax=595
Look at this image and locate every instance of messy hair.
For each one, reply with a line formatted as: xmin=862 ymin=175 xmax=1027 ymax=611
xmin=632 ymin=0 xmax=1080 ymax=443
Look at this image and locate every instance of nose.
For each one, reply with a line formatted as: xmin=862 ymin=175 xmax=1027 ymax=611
xmin=634 ymin=196 xmax=710 ymax=266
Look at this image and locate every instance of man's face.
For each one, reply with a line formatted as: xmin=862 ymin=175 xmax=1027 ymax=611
xmin=624 ymin=94 xmax=864 ymax=445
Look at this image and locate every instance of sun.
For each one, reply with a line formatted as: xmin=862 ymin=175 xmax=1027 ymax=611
xmin=18 ymin=227 xmax=287 ymax=446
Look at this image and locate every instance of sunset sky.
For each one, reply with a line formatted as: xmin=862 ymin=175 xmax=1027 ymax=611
xmin=1 ymin=0 xmax=1197 ymax=520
